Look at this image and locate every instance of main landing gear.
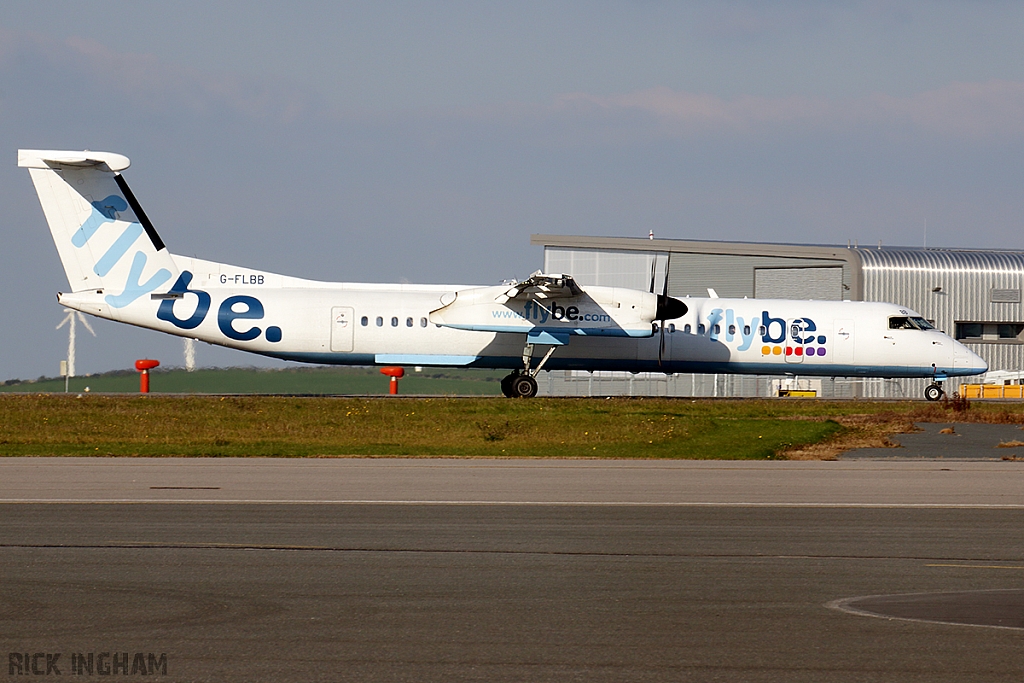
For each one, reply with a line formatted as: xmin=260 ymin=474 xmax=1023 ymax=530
xmin=924 ymin=382 xmax=945 ymax=402
xmin=500 ymin=342 xmax=557 ymax=398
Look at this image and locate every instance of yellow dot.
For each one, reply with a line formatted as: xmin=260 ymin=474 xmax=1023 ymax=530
xmin=761 ymin=345 xmax=771 ymax=355
xmin=772 ymin=346 xmax=782 ymax=355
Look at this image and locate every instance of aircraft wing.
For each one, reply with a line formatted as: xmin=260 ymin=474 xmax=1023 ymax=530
xmin=497 ymin=271 xmax=583 ymax=302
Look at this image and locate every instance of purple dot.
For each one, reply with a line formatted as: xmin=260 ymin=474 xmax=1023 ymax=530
xmin=817 ymin=347 xmax=826 ymax=356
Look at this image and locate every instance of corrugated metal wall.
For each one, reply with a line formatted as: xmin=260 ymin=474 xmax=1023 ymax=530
xmin=857 ymin=248 xmax=1024 ymax=395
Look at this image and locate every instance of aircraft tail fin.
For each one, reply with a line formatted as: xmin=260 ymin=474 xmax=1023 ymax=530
xmin=19 ymin=149 xmax=178 ymax=309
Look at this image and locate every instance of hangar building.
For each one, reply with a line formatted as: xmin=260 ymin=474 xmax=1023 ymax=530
xmin=531 ymin=234 xmax=1024 ymax=398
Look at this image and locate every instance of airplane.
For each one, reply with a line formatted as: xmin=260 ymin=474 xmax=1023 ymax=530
xmin=19 ymin=149 xmax=987 ymax=400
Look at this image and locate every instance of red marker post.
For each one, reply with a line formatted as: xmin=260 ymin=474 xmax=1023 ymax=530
xmin=135 ymin=359 xmax=160 ymax=393
xmin=380 ymin=366 xmax=405 ymax=395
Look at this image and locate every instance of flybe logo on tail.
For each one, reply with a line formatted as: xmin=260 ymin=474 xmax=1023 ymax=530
xmin=72 ymin=195 xmax=171 ymax=308
xmin=157 ymin=272 xmax=283 ymax=343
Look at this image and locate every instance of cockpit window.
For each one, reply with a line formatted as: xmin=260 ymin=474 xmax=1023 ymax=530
xmin=888 ymin=316 xmax=914 ymax=330
xmin=910 ymin=317 xmax=935 ymax=330
xmin=889 ymin=316 xmax=935 ymax=330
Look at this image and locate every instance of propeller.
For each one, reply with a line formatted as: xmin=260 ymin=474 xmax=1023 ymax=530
xmin=653 ymin=266 xmax=687 ymax=366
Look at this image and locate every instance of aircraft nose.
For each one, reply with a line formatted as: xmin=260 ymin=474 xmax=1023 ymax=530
xmin=954 ymin=342 xmax=988 ymax=374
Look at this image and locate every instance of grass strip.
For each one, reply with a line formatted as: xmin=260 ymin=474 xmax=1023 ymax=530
xmin=0 ymin=395 xmax=1021 ymax=459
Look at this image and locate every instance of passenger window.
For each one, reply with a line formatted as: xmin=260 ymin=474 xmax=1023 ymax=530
xmin=669 ymin=323 xmax=676 ymax=333
xmin=744 ymin=325 xmax=751 ymax=335
xmin=420 ymin=317 xmax=428 ymax=328
xmin=713 ymin=325 xmax=720 ymax=335
xmin=360 ymin=316 xmax=368 ymax=326
xmin=758 ymin=326 xmax=766 ymax=335
xmin=376 ymin=316 xmax=383 ymax=327
xmin=697 ymin=324 xmax=705 ymax=335
xmin=406 ymin=317 xmax=413 ymax=327
xmin=683 ymin=324 xmax=691 ymax=334
xmin=728 ymin=325 xmax=736 ymax=335
xmin=391 ymin=317 xmax=399 ymax=327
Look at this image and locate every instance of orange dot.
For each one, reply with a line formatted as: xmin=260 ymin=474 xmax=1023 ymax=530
xmin=772 ymin=346 xmax=782 ymax=355
xmin=761 ymin=345 xmax=771 ymax=355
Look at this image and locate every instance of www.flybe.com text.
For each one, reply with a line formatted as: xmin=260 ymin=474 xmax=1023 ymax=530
xmin=491 ymin=302 xmax=612 ymax=324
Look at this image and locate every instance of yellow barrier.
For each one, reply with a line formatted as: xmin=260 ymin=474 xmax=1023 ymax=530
xmin=778 ymin=390 xmax=817 ymax=398
xmin=960 ymin=384 xmax=1024 ymax=399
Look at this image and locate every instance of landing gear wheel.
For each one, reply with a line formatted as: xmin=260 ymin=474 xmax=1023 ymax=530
xmin=500 ymin=372 xmax=519 ymax=398
xmin=924 ymin=384 xmax=944 ymax=402
xmin=511 ymin=375 xmax=538 ymax=399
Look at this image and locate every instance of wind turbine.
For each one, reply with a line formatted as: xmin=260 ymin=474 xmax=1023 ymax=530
xmin=183 ymin=337 xmax=196 ymax=372
xmin=56 ymin=309 xmax=96 ymax=378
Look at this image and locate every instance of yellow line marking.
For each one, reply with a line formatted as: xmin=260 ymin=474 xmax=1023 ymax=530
xmin=926 ymin=563 xmax=1024 ymax=570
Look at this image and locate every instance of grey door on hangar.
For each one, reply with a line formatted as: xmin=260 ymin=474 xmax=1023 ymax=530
xmin=754 ymin=267 xmax=844 ymax=300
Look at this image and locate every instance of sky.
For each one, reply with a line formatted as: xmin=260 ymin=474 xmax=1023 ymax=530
xmin=3 ymin=1 xmax=1024 ymax=380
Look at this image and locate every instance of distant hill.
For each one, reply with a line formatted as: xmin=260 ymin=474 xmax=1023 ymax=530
xmin=0 ymin=366 xmax=503 ymax=396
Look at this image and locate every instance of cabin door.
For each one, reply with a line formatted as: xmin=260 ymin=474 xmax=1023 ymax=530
xmin=833 ymin=319 xmax=854 ymax=365
xmin=331 ymin=307 xmax=355 ymax=352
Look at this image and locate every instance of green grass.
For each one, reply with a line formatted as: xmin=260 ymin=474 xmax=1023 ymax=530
xmin=0 ymin=366 xmax=504 ymax=395
xmin=0 ymin=395 xmax=847 ymax=459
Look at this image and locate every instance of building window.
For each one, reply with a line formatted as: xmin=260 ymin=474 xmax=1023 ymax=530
xmin=360 ymin=316 xmax=368 ymax=326
xmin=420 ymin=317 xmax=428 ymax=327
xmin=406 ymin=317 xmax=413 ymax=327
xmin=391 ymin=316 xmax=399 ymax=327
xmin=955 ymin=322 xmax=1024 ymax=343
xmin=376 ymin=316 xmax=383 ymax=327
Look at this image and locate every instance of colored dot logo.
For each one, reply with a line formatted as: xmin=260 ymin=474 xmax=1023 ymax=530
xmin=761 ymin=345 xmax=826 ymax=356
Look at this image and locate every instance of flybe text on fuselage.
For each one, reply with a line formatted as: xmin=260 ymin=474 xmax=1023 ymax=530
xmin=696 ymin=307 xmax=827 ymax=356
xmin=156 ymin=271 xmax=283 ymax=343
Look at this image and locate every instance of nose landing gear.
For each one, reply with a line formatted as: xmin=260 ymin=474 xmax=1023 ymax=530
xmin=924 ymin=383 xmax=945 ymax=401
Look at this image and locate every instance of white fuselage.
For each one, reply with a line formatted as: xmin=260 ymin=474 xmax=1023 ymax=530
xmin=58 ymin=256 xmax=986 ymax=380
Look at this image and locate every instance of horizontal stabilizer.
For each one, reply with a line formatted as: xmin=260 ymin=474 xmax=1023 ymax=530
xmin=18 ymin=149 xmax=130 ymax=172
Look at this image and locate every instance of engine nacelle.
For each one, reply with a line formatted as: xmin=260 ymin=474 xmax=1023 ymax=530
xmin=429 ymin=283 xmax=682 ymax=340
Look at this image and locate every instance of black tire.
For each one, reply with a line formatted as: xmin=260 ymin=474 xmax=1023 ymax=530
xmin=924 ymin=384 xmax=944 ymax=401
xmin=500 ymin=373 xmax=517 ymax=398
xmin=511 ymin=375 xmax=538 ymax=399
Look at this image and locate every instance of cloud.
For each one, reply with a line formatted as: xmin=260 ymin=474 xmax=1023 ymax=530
xmin=0 ymin=28 xmax=324 ymax=125
xmin=540 ymin=81 xmax=1024 ymax=140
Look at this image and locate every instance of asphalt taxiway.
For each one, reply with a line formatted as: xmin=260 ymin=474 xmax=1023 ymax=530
xmin=2 ymin=458 xmax=1023 ymax=682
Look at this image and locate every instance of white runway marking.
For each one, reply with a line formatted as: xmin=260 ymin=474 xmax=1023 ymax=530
xmin=4 ymin=499 xmax=1024 ymax=508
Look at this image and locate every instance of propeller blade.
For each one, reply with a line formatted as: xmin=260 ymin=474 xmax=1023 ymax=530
xmin=658 ymin=322 xmax=666 ymax=366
